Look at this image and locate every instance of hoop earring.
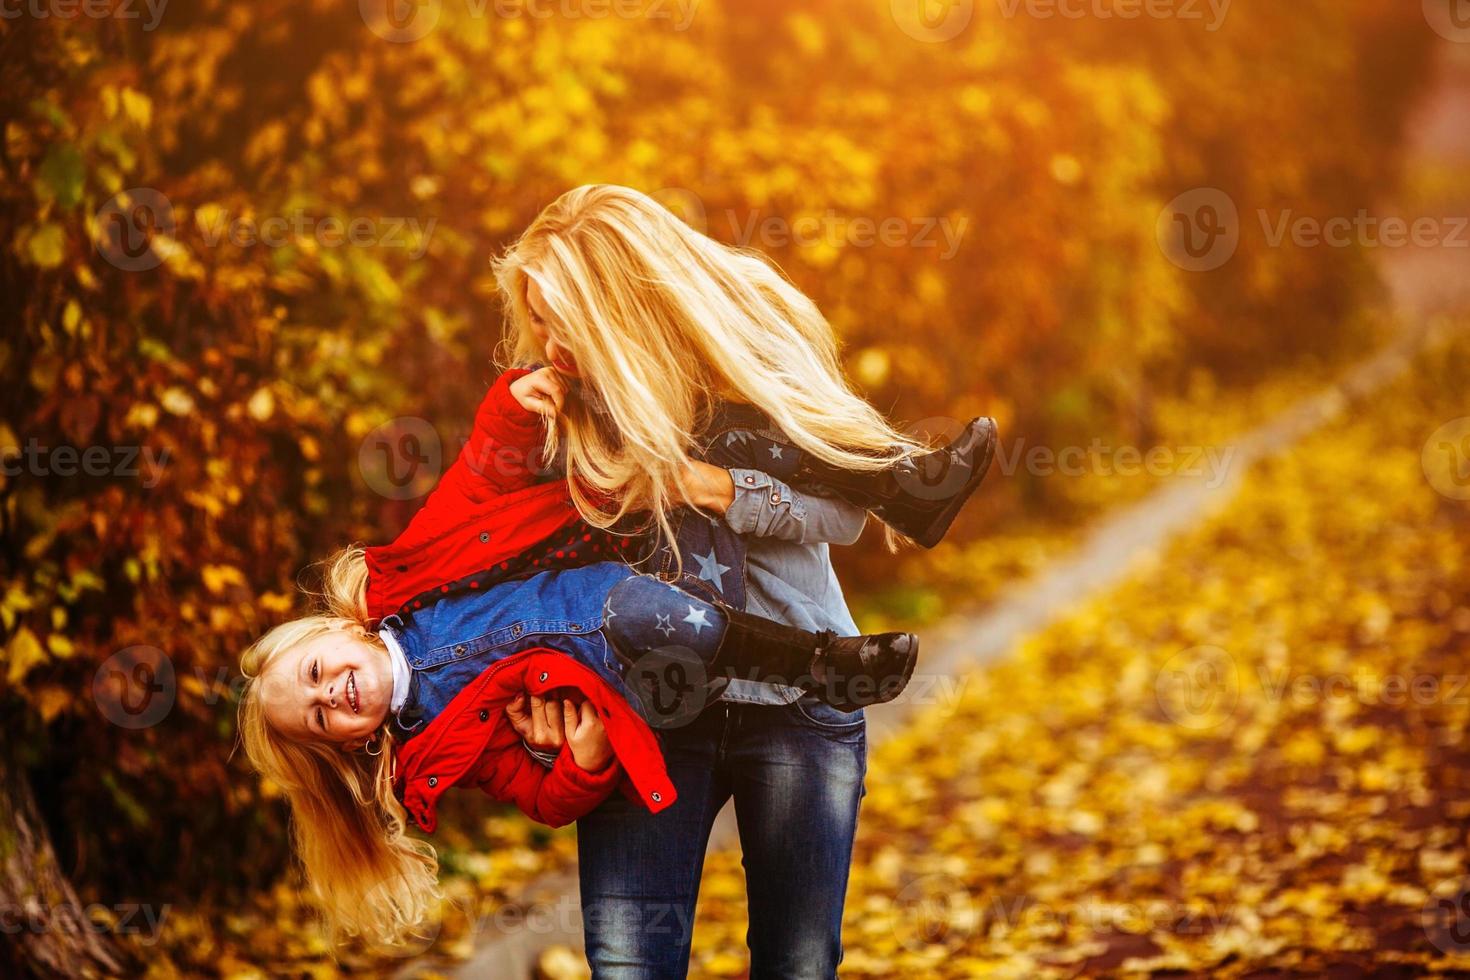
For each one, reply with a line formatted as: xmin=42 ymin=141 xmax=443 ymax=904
xmin=364 ymin=733 xmax=385 ymax=757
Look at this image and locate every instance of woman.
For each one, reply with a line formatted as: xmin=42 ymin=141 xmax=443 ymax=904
xmin=490 ymin=184 xmax=995 ymax=978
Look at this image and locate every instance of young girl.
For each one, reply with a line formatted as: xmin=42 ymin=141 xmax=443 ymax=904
xmin=238 ymin=365 xmax=992 ymax=945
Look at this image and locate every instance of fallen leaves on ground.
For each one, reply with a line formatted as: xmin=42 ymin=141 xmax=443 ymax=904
xmin=688 ymin=329 xmax=1470 ymax=977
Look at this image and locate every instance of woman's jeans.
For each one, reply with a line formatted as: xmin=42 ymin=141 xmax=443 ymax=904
xmin=577 ymin=697 xmax=867 ymax=979
xmin=578 ymin=403 xmax=867 ymax=978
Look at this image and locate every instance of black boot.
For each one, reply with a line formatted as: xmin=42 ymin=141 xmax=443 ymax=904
xmin=814 ymin=629 xmax=919 ymax=711
xmin=791 ymin=417 xmax=998 ymax=548
xmin=603 ymin=574 xmax=919 ymax=719
xmin=711 ymin=604 xmax=919 ymax=712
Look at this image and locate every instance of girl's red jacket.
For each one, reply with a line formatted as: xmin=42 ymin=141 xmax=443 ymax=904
xmin=367 ymin=370 xmax=676 ymax=829
xmin=363 ymin=368 xmax=581 ymax=623
xmin=393 ymin=647 xmax=675 ymax=832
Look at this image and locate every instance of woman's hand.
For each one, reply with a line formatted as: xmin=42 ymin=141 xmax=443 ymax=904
xmin=510 ymin=367 xmax=569 ymax=420
xmin=506 ymin=692 xmax=566 ymax=753
xmin=676 ymin=457 xmax=737 ymax=514
xmin=562 ymin=698 xmax=614 ymax=772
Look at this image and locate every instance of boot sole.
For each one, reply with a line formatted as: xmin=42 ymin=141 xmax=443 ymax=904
xmin=909 ymin=417 xmax=998 ymax=548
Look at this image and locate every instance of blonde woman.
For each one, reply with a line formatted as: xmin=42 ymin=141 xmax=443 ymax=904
xmin=490 ymin=184 xmax=995 ymax=978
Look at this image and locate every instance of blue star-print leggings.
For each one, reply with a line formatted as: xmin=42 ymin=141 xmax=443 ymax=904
xmin=649 ymin=401 xmax=810 ymax=612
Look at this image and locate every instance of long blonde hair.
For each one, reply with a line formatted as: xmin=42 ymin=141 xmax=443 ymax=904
xmin=238 ymin=547 xmax=440 ymax=945
xmin=492 ymin=184 xmax=925 ymax=558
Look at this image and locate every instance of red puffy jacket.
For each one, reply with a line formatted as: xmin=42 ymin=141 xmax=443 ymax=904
xmin=365 ymin=367 xmax=585 ymax=622
xmin=394 ymin=647 xmax=676 ymax=831
xmin=372 ymin=370 xmax=675 ymax=829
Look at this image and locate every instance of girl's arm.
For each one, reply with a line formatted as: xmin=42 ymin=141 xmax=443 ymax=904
xmin=455 ymin=368 xmax=552 ymax=501
xmin=478 ymin=695 xmax=622 ymax=827
xmin=474 ymin=742 xmax=623 ymax=829
xmin=384 ymin=367 xmax=546 ymax=559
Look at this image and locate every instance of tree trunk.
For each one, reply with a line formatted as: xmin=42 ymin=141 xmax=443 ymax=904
xmin=0 ymin=744 xmax=130 ymax=979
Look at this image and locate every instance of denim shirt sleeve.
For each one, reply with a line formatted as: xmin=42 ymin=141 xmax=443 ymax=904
xmin=723 ymin=468 xmax=867 ymax=546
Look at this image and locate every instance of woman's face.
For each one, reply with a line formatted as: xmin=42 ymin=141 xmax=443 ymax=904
xmin=261 ymin=630 xmax=393 ymax=750
xmin=525 ymin=276 xmax=581 ymax=378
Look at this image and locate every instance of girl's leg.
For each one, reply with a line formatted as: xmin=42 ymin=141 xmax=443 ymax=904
xmin=601 ymin=573 xmax=917 ymax=716
xmin=701 ymin=403 xmax=998 ymax=549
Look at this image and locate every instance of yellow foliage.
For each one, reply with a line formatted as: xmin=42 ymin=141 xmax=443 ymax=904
xmin=688 ymin=331 xmax=1470 ymax=975
xmin=5 ymin=627 xmax=47 ymax=686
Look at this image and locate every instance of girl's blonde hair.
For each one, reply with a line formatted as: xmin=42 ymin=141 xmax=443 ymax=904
xmin=492 ymin=184 xmax=925 ymax=559
xmin=238 ymin=547 xmax=440 ymax=945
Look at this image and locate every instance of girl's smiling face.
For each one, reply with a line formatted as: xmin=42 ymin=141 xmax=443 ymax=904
xmin=525 ymin=276 xmax=581 ymax=378
xmin=260 ymin=629 xmax=392 ymax=749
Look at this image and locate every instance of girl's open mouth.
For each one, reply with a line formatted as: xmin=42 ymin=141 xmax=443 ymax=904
xmin=347 ymin=671 xmax=360 ymax=713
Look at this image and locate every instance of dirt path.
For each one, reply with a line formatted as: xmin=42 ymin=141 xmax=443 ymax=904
xmin=424 ymin=40 xmax=1470 ymax=980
